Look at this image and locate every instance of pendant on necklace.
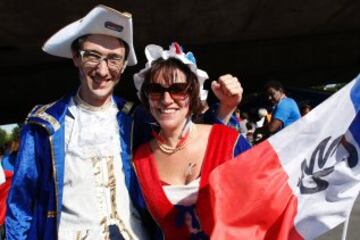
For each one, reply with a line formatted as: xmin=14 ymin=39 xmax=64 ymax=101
xmin=185 ymin=162 xmax=197 ymax=177
xmin=157 ymin=142 xmax=185 ymax=154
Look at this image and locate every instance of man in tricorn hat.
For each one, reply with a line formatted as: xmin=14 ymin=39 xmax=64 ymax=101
xmin=6 ymin=5 xmax=244 ymax=240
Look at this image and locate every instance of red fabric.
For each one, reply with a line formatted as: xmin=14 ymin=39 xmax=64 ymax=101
xmin=206 ymin=140 xmax=303 ymax=239
xmin=0 ymin=170 xmax=13 ymax=225
xmin=133 ymin=125 xmax=239 ymax=239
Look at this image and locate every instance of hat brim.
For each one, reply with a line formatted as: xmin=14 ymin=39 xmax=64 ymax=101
xmin=42 ymin=5 xmax=137 ymax=66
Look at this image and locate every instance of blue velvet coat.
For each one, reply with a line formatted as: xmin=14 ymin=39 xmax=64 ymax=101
xmin=5 ymin=93 xmax=154 ymax=240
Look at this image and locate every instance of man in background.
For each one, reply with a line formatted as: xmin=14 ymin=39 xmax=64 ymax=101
xmin=255 ymin=80 xmax=301 ymax=142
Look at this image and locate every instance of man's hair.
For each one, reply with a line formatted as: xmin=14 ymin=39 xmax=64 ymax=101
xmin=240 ymin=112 xmax=249 ymax=119
xmin=299 ymin=101 xmax=311 ymax=111
xmin=264 ymin=80 xmax=284 ymax=92
xmin=71 ymin=34 xmax=129 ymax=60
xmin=140 ymin=57 xmax=203 ymax=115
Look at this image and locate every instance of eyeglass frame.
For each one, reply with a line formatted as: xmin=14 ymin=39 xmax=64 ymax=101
xmin=78 ymin=49 xmax=125 ymax=71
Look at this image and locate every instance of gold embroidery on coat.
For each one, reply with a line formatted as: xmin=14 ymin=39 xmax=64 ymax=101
xmin=47 ymin=210 xmax=56 ymax=218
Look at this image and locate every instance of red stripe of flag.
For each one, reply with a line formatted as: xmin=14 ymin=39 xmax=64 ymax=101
xmin=0 ymin=170 xmax=13 ymax=225
xmin=205 ymin=140 xmax=304 ymax=239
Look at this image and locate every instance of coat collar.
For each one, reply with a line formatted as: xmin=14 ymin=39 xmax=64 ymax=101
xmin=25 ymin=91 xmax=133 ymax=135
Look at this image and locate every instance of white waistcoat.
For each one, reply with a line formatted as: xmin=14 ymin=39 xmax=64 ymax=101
xmin=58 ymin=98 xmax=147 ymax=240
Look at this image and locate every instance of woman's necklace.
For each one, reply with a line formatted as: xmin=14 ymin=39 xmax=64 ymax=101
xmin=152 ymin=122 xmax=197 ymax=155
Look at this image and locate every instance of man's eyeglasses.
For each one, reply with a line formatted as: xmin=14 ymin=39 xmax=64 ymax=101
xmin=145 ymin=83 xmax=190 ymax=100
xmin=79 ymin=50 xmax=124 ymax=71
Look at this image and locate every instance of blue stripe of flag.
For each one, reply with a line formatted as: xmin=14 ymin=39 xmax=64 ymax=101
xmin=349 ymin=112 xmax=360 ymax=148
xmin=350 ymin=74 xmax=360 ymax=146
xmin=350 ymin=74 xmax=360 ymax=112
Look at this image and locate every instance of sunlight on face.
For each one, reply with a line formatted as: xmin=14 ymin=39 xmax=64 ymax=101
xmin=74 ymin=34 xmax=126 ymax=106
xmin=149 ymin=69 xmax=190 ymax=132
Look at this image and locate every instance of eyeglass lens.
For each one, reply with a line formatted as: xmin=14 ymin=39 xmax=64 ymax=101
xmin=80 ymin=50 xmax=123 ymax=70
xmin=147 ymin=83 xmax=189 ymax=100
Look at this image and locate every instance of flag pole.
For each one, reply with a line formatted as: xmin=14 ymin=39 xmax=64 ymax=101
xmin=341 ymin=196 xmax=358 ymax=240
xmin=341 ymin=214 xmax=350 ymax=240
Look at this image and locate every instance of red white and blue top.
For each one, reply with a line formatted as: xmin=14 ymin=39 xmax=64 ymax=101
xmin=133 ymin=125 xmax=250 ymax=239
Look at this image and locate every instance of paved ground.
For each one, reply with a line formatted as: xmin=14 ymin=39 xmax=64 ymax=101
xmin=317 ymin=195 xmax=360 ymax=240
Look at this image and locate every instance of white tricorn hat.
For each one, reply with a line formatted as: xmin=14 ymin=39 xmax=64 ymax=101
xmin=42 ymin=4 xmax=137 ymax=66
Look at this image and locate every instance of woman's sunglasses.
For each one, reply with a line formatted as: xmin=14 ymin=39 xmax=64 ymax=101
xmin=145 ymin=83 xmax=190 ymax=100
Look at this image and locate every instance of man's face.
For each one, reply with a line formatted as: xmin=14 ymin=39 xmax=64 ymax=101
xmin=266 ymin=87 xmax=283 ymax=105
xmin=73 ymin=34 xmax=126 ymax=106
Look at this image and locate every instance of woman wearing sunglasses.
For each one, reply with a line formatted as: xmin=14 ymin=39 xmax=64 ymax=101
xmin=132 ymin=43 xmax=251 ymax=239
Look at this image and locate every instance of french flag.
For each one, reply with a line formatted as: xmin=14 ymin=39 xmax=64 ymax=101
xmin=0 ymin=166 xmax=13 ymax=225
xmin=205 ymin=75 xmax=360 ymax=239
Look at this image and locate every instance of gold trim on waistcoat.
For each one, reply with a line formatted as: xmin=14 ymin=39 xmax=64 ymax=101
xmin=91 ymin=156 xmax=134 ymax=240
xmin=47 ymin=210 xmax=56 ymax=218
xmin=49 ymin=135 xmax=60 ymax=232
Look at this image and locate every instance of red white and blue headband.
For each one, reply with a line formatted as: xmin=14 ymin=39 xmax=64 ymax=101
xmin=133 ymin=42 xmax=209 ymax=100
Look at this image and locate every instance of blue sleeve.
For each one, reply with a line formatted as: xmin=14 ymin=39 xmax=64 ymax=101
xmin=6 ymin=125 xmax=40 ymax=240
xmin=1 ymin=153 xmax=16 ymax=172
xmin=132 ymin=105 xmax=155 ymax=150
xmin=234 ymin=135 xmax=251 ymax=157
xmin=203 ymin=103 xmax=239 ymax=126
xmin=202 ymin=103 xmax=224 ymax=124
xmin=273 ymin=100 xmax=291 ymax=125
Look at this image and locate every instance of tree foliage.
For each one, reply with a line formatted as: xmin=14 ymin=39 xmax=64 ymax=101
xmin=11 ymin=125 xmax=21 ymax=140
xmin=0 ymin=124 xmax=21 ymax=152
xmin=0 ymin=128 xmax=9 ymax=149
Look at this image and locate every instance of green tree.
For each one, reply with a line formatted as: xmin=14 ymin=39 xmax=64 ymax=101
xmin=0 ymin=128 xmax=8 ymax=150
xmin=10 ymin=125 xmax=21 ymax=141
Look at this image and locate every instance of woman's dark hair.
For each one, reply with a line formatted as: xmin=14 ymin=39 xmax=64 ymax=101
xmin=71 ymin=34 xmax=129 ymax=60
xmin=140 ymin=57 xmax=203 ymax=115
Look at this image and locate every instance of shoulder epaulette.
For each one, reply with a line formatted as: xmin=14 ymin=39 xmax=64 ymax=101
xmin=25 ymin=105 xmax=43 ymax=123
xmin=25 ymin=102 xmax=61 ymax=132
